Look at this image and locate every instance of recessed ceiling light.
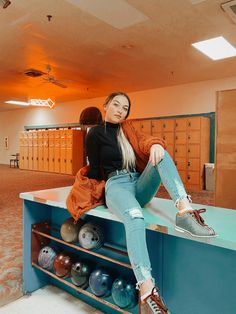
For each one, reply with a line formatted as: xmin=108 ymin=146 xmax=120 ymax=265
xmin=192 ymin=36 xmax=236 ymax=60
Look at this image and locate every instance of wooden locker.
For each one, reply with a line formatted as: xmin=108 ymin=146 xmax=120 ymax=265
xmin=54 ymin=130 xmax=61 ymax=173
xmin=48 ymin=130 xmax=55 ymax=172
xmin=151 ymin=120 xmax=162 ymax=136
xmin=32 ymin=131 xmax=38 ymax=171
xmin=23 ymin=132 xmax=29 ymax=170
xmin=19 ymin=132 xmax=25 ymax=169
xmin=38 ymin=131 xmax=44 ymax=171
xmin=60 ymin=130 xmax=67 ymax=174
xmin=66 ymin=129 xmax=85 ymax=175
xmin=43 ymin=131 xmax=49 ymax=172
xmin=28 ymin=131 xmax=33 ymax=170
xmin=140 ymin=120 xmax=152 ymax=135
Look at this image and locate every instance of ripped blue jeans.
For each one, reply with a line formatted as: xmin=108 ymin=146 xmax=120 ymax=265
xmin=105 ymin=150 xmax=189 ymax=290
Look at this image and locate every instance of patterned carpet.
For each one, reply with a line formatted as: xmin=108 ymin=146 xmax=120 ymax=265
xmin=0 ymin=164 xmax=214 ymax=307
xmin=0 ymin=165 xmax=75 ymax=307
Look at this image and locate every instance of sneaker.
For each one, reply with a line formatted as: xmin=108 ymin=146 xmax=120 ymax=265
xmin=140 ymin=287 xmax=169 ymax=314
xmin=175 ymin=209 xmax=218 ymax=238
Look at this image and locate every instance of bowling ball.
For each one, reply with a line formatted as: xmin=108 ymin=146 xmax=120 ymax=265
xmin=60 ymin=217 xmax=84 ymax=243
xmin=53 ymin=252 xmax=73 ymax=278
xmin=71 ymin=261 xmax=91 ymax=288
xmin=89 ymin=268 xmax=113 ymax=297
xmin=78 ymin=222 xmax=104 ymax=250
xmin=38 ymin=246 xmax=57 ymax=270
xmin=111 ymin=278 xmax=138 ymax=309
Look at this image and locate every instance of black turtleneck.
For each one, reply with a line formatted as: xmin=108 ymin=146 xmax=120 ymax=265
xmin=85 ymin=122 xmax=123 ymax=180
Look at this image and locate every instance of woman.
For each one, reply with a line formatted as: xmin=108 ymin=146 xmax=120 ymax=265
xmin=67 ymin=92 xmax=217 ymax=314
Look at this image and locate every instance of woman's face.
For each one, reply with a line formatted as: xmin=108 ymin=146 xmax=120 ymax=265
xmin=104 ymin=95 xmax=129 ymax=124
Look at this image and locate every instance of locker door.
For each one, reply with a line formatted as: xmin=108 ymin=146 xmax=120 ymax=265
xmin=187 ymin=117 xmax=201 ymax=130
xmin=54 ymin=130 xmax=60 ymax=173
xmin=175 ymin=118 xmax=187 ymax=131
xmin=38 ymin=131 xmax=44 ymax=171
xmin=23 ymin=132 xmax=29 ymax=170
xmin=43 ymin=131 xmax=49 ymax=172
xmin=19 ymin=132 xmax=24 ymax=169
xmin=162 ymin=119 xmax=175 ymax=132
xmin=66 ymin=130 xmax=73 ymax=174
xmin=140 ymin=120 xmax=152 ymax=134
xmin=151 ymin=120 xmax=162 ymax=136
xmin=48 ymin=130 xmax=55 ymax=172
xmin=28 ymin=132 xmax=33 ymax=170
xmin=60 ymin=130 xmax=67 ymax=174
xmin=32 ymin=131 xmax=38 ymax=171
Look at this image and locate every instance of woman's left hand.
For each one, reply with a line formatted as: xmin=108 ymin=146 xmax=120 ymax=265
xmin=149 ymin=144 xmax=165 ymax=166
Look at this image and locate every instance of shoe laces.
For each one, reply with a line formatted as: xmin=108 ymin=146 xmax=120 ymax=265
xmin=191 ymin=209 xmax=207 ymax=226
xmin=146 ymin=287 xmax=169 ymax=314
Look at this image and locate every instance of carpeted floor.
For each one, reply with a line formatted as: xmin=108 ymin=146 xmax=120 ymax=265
xmin=0 ymin=164 xmax=214 ymax=307
xmin=0 ymin=165 xmax=75 ymax=307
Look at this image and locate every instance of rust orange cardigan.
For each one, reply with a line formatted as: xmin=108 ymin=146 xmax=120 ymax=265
xmin=66 ymin=120 xmax=167 ymax=221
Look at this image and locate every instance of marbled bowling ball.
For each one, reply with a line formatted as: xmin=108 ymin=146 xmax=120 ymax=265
xmin=60 ymin=217 xmax=84 ymax=243
xmin=78 ymin=222 xmax=104 ymax=250
xmin=71 ymin=261 xmax=91 ymax=288
xmin=38 ymin=246 xmax=57 ymax=270
xmin=111 ymin=278 xmax=138 ymax=309
xmin=53 ymin=252 xmax=73 ymax=278
xmin=89 ymin=268 xmax=112 ymax=297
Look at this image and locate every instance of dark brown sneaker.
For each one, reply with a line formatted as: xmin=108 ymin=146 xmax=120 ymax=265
xmin=140 ymin=287 xmax=169 ymax=314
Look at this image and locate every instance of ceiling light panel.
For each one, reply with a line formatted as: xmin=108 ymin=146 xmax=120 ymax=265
xmin=64 ymin=0 xmax=149 ymax=29
xmin=192 ymin=36 xmax=236 ymax=60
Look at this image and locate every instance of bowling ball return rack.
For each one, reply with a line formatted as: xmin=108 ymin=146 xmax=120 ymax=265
xmin=31 ymin=221 xmax=138 ymax=314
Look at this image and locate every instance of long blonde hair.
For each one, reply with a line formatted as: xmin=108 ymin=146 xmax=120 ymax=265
xmin=117 ymin=126 xmax=136 ymax=171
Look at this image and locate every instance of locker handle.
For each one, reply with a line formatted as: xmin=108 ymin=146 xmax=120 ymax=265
xmin=175 ymin=136 xmax=178 ymax=140
xmin=52 ymin=158 xmax=54 ymax=162
xmin=188 ymin=161 xmax=190 ymax=166
xmin=188 ymin=135 xmax=191 ymax=140
xmin=163 ymin=136 xmax=166 ymax=140
xmin=64 ymin=159 xmax=66 ymax=163
xmin=188 ymin=149 xmax=190 ymax=153
xmin=174 ymin=160 xmax=177 ymax=166
xmin=58 ymin=158 xmax=60 ymax=162
xmin=37 ymin=157 xmax=38 ymax=161
xmin=188 ymin=122 xmax=191 ymax=127
xmin=187 ymin=175 xmax=191 ymax=180
xmin=175 ymin=123 xmax=178 ymax=127
xmin=175 ymin=149 xmax=177 ymax=153
xmin=163 ymin=123 xmax=166 ymax=128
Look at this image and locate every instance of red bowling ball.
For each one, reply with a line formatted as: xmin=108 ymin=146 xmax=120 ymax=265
xmin=53 ymin=252 xmax=73 ymax=278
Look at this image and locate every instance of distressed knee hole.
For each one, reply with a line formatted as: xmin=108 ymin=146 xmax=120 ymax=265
xmin=125 ymin=208 xmax=143 ymax=219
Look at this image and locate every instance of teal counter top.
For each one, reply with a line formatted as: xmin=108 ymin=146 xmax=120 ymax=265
xmin=20 ymin=186 xmax=236 ymax=252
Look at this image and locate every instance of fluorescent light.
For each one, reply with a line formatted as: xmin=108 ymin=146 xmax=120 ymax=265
xmin=192 ymin=36 xmax=236 ymax=60
xmin=5 ymin=100 xmax=29 ymax=106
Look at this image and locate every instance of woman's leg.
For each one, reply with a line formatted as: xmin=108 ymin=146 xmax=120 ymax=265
xmin=136 ymin=150 xmax=217 ymax=237
xmin=136 ymin=150 xmax=189 ymax=208
xmin=106 ymin=175 xmax=169 ymax=313
xmin=105 ymin=175 xmax=154 ymax=289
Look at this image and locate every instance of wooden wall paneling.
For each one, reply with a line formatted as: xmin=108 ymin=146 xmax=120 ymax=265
xmin=215 ymin=89 xmax=236 ymax=209
xmin=28 ymin=131 xmax=33 ymax=170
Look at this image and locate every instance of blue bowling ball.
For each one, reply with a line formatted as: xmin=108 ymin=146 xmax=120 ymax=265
xmin=89 ymin=268 xmax=113 ymax=297
xmin=38 ymin=246 xmax=57 ymax=270
xmin=111 ymin=278 xmax=138 ymax=309
xmin=78 ymin=222 xmax=104 ymax=250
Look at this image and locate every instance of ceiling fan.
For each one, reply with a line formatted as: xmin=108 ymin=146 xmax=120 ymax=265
xmin=42 ymin=64 xmax=68 ymax=89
